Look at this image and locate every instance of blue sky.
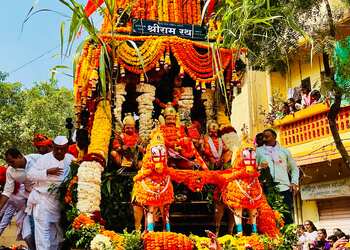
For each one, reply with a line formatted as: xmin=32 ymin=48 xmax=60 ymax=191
xmin=0 ymin=1 xmax=89 ymax=89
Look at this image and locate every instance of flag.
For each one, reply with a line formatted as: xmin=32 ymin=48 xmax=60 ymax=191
xmin=84 ymin=0 xmax=105 ymax=17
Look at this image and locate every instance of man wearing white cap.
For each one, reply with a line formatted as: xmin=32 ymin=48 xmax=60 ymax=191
xmin=27 ymin=135 xmax=75 ymax=250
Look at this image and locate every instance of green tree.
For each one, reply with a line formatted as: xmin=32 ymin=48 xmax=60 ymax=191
xmin=0 ymin=79 xmax=74 ymax=159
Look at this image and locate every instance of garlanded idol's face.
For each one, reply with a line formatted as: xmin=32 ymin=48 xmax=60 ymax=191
xmin=165 ymin=115 xmax=176 ymax=126
xmin=124 ymin=124 xmax=135 ymax=135
xmin=208 ymin=124 xmax=219 ymax=137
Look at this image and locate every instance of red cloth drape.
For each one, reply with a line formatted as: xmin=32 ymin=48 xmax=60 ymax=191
xmin=84 ymin=0 xmax=105 ymax=17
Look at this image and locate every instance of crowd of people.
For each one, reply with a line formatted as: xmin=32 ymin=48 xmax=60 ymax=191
xmin=277 ymin=86 xmax=324 ymax=119
xmin=255 ymin=130 xmax=349 ymax=250
xmin=0 ymin=133 xmax=86 ymax=250
xmin=294 ymin=220 xmax=349 ymax=250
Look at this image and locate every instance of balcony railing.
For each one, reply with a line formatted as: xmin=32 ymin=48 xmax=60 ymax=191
xmin=274 ymin=103 xmax=350 ymax=147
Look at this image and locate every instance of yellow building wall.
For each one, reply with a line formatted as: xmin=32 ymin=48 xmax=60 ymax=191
xmin=231 ymin=70 xmax=268 ymax=137
xmin=271 ymin=72 xmax=287 ymax=100
xmin=302 ymin=200 xmax=319 ymax=224
xmin=287 ymin=54 xmax=324 ymax=90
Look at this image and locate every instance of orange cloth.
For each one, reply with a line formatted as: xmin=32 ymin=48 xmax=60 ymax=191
xmin=33 ymin=134 xmax=52 ymax=147
xmin=85 ymin=0 xmax=104 ymax=17
xmin=112 ymin=132 xmax=139 ymax=149
xmin=160 ymin=124 xmax=207 ymax=170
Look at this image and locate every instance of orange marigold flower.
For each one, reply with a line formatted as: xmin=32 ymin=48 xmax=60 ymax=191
xmin=72 ymin=214 xmax=95 ymax=230
xmin=101 ymin=230 xmax=124 ymax=243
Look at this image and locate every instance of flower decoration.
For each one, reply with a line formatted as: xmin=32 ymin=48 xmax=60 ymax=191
xmin=77 ymin=161 xmax=103 ymax=213
xmin=143 ymin=232 xmax=193 ymax=250
xmin=88 ymin=100 xmax=112 ymax=161
xmin=90 ymin=234 xmax=114 ymax=250
xmin=72 ymin=213 xmax=95 ymax=230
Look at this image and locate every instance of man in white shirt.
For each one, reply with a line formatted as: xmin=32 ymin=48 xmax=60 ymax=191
xmin=0 ymin=148 xmax=41 ymax=250
xmin=27 ymin=135 xmax=74 ymax=250
xmin=256 ymin=129 xmax=299 ymax=224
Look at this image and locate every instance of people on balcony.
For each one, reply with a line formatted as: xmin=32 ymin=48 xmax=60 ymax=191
xmin=309 ymin=90 xmax=323 ymax=105
xmin=272 ymin=88 xmax=326 ymax=122
xmin=288 ymin=98 xmax=302 ymax=113
xmin=301 ymin=86 xmax=312 ymax=108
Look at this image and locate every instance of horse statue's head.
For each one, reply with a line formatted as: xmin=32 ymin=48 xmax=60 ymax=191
xmin=140 ymin=129 xmax=168 ymax=176
xmin=231 ymin=132 xmax=258 ymax=177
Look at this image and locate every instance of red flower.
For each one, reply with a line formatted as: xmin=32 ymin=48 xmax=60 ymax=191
xmin=91 ymin=210 xmax=106 ymax=225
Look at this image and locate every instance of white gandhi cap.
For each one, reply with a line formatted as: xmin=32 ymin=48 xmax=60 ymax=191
xmin=53 ymin=135 xmax=69 ymax=146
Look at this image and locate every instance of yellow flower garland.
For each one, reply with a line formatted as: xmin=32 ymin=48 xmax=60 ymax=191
xmin=116 ymin=38 xmax=165 ymax=66
xmin=88 ymin=100 xmax=112 ymax=160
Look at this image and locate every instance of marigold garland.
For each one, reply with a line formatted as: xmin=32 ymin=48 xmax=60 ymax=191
xmin=73 ymin=42 xmax=101 ymax=128
xmin=97 ymin=35 xmax=241 ymax=82
xmin=88 ymin=100 xmax=112 ymax=160
xmin=143 ymin=232 xmax=193 ymax=250
xmin=257 ymin=196 xmax=281 ymax=237
xmin=100 ymin=0 xmax=201 ymax=31
xmin=190 ymin=234 xmax=269 ymax=250
xmin=101 ymin=230 xmax=125 ymax=250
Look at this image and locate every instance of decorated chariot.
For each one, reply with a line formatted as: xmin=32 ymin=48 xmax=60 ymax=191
xmin=61 ymin=0 xmax=287 ymax=249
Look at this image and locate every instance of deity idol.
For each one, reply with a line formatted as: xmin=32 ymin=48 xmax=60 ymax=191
xmin=202 ymin=121 xmax=232 ymax=170
xmin=111 ymin=113 xmax=142 ymax=169
xmin=160 ymin=103 xmax=208 ymax=170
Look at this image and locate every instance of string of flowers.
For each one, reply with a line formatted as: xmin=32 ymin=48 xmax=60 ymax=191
xmin=77 ymin=161 xmax=103 ymax=213
xmin=98 ymin=35 xmax=240 ymax=83
xmin=87 ymin=100 xmax=112 ymax=162
xmin=73 ymin=43 xmax=101 ymax=128
xmin=100 ymin=0 xmax=202 ymax=28
xmin=190 ymin=234 xmax=281 ymax=250
xmin=143 ymin=232 xmax=193 ymax=250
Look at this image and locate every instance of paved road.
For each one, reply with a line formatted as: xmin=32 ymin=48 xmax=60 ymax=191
xmin=0 ymin=220 xmax=26 ymax=248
